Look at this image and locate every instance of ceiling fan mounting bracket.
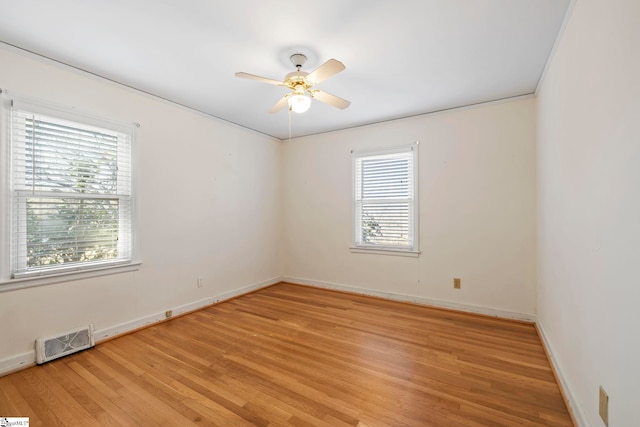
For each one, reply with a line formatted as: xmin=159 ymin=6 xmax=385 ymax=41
xmin=289 ymin=53 xmax=307 ymax=70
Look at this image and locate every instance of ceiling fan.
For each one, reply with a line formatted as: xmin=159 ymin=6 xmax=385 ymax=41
xmin=235 ymin=54 xmax=351 ymax=114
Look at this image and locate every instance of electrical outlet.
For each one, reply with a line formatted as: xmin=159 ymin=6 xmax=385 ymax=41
xmin=599 ymin=386 xmax=609 ymax=426
xmin=197 ymin=277 xmax=203 ymax=288
xmin=453 ymin=278 xmax=461 ymax=289
xmin=165 ymin=310 xmax=173 ymax=318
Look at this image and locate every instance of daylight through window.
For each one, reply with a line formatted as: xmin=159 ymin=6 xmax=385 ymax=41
xmin=8 ymin=100 xmax=133 ymax=278
xmin=353 ymin=144 xmax=418 ymax=254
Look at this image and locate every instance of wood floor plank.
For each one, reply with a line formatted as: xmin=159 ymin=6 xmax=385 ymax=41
xmin=64 ymin=361 xmax=141 ymax=426
xmin=0 ymin=376 xmax=45 ymax=425
xmin=0 ymin=282 xmax=574 ymax=426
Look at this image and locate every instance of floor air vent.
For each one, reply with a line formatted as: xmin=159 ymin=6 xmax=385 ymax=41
xmin=36 ymin=324 xmax=95 ymax=364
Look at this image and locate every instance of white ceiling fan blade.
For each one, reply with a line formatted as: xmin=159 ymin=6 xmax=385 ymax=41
xmin=235 ymin=72 xmax=283 ymax=86
xmin=269 ymin=95 xmax=289 ymax=113
xmin=312 ymin=90 xmax=351 ymax=110
xmin=306 ymin=59 xmax=345 ymax=85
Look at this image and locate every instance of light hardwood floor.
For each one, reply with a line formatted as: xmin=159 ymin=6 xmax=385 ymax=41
xmin=0 ymin=283 xmax=574 ymax=426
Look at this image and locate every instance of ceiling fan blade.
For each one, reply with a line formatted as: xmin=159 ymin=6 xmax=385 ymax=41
xmin=235 ymin=72 xmax=283 ymax=86
xmin=306 ymin=59 xmax=345 ymax=85
xmin=268 ymin=95 xmax=289 ymax=113
xmin=312 ymin=90 xmax=351 ymax=110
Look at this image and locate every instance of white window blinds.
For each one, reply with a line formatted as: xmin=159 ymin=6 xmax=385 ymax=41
xmin=9 ymin=100 xmax=133 ymax=278
xmin=353 ymin=144 xmax=418 ymax=253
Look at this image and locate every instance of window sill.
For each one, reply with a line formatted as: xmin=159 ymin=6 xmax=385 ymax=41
xmin=0 ymin=262 xmax=142 ymax=293
xmin=350 ymin=247 xmax=421 ymax=258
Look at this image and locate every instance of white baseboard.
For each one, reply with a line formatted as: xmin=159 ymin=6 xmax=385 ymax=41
xmin=209 ymin=276 xmax=280 ymax=305
xmin=2 ymin=275 xmax=582 ymax=427
xmin=1 ymin=276 xmax=537 ymax=378
xmin=536 ymin=322 xmax=588 ymax=427
xmin=0 ymin=276 xmax=281 ymax=377
xmin=94 ymin=276 xmax=281 ymax=342
xmin=0 ymin=351 xmax=36 ymax=377
xmin=282 ymin=276 xmax=537 ymax=322
xmin=92 ymin=298 xmax=215 ymax=342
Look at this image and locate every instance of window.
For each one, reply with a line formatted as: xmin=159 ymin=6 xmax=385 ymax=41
xmin=3 ymin=96 xmax=136 ymax=282
xmin=352 ymin=143 xmax=419 ymax=256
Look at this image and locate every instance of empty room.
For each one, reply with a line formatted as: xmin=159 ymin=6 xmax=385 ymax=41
xmin=0 ymin=1 xmax=637 ymax=426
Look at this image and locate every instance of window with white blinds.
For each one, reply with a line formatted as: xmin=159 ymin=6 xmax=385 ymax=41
xmin=7 ymin=99 xmax=134 ymax=278
xmin=353 ymin=144 xmax=419 ymax=254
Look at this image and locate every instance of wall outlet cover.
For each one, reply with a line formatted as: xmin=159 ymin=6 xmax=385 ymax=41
xmin=599 ymin=385 xmax=609 ymax=426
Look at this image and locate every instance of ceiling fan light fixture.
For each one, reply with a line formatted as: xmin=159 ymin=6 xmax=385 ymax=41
xmin=288 ymin=94 xmax=311 ymax=113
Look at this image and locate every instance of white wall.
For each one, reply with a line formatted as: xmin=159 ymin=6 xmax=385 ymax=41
xmin=536 ymin=0 xmax=640 ymax=425
xmin=282 ymin=98 xmax=537 ymax=317
xmin=0 ymin=45 xmax=283 ymax=368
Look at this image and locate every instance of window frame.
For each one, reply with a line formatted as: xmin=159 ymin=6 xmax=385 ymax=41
xmin=350 ymin=142 xmax=420 ymax=257
xmin=0 ymin=92 xmax=140 ymax=291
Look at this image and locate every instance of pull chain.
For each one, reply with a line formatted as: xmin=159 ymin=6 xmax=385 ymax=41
xmin=288 ymin=105 xmax=292 ymax=142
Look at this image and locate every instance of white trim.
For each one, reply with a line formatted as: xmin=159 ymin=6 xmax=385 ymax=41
xmin=0 ymin=351 xmax=36 ymax=377
xmin=535 ymin=0 xmax=578 ymax=95
xmin=351 ymin=144 xmax=415 ymax=158
xmin=2 ymin=91 xmax=139 ymax=284
xmin=0 ymin=43 xmax=281 ymax=142
xmin=352 ymin=142 xmax=419 ymax=252
xmin=9 ymin=93 xmax=135 ymax=134
xmin=0 ymin=43 xmax=536 ymax=142
xmin=93 ymin=276 xmax=281 ymax=342
xmin=536 ymin=322 xmax=588 ymax=427
xmin=282 ymin=276 xmax=536 ymax=322
xmin=0 ymin=262 xmax=142 ymax=293
xmin=210 ymin=276 xmax=280 ymax=304
xmin=0 ymin=92 xmax=10 ymax=286
xmin=349 ymin=247 xmax=420 ymax=257
xmin=0 ymin=276 xmax=281 ymax=376
xmin=288 ymin=94 xmax=536 ymax=141
xmin=92 ymin=297 xmax=217 ymax=343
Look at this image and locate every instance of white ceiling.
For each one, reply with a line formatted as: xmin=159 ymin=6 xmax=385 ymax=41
xmin=0 ymin=0 xmax=570 ymax=140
